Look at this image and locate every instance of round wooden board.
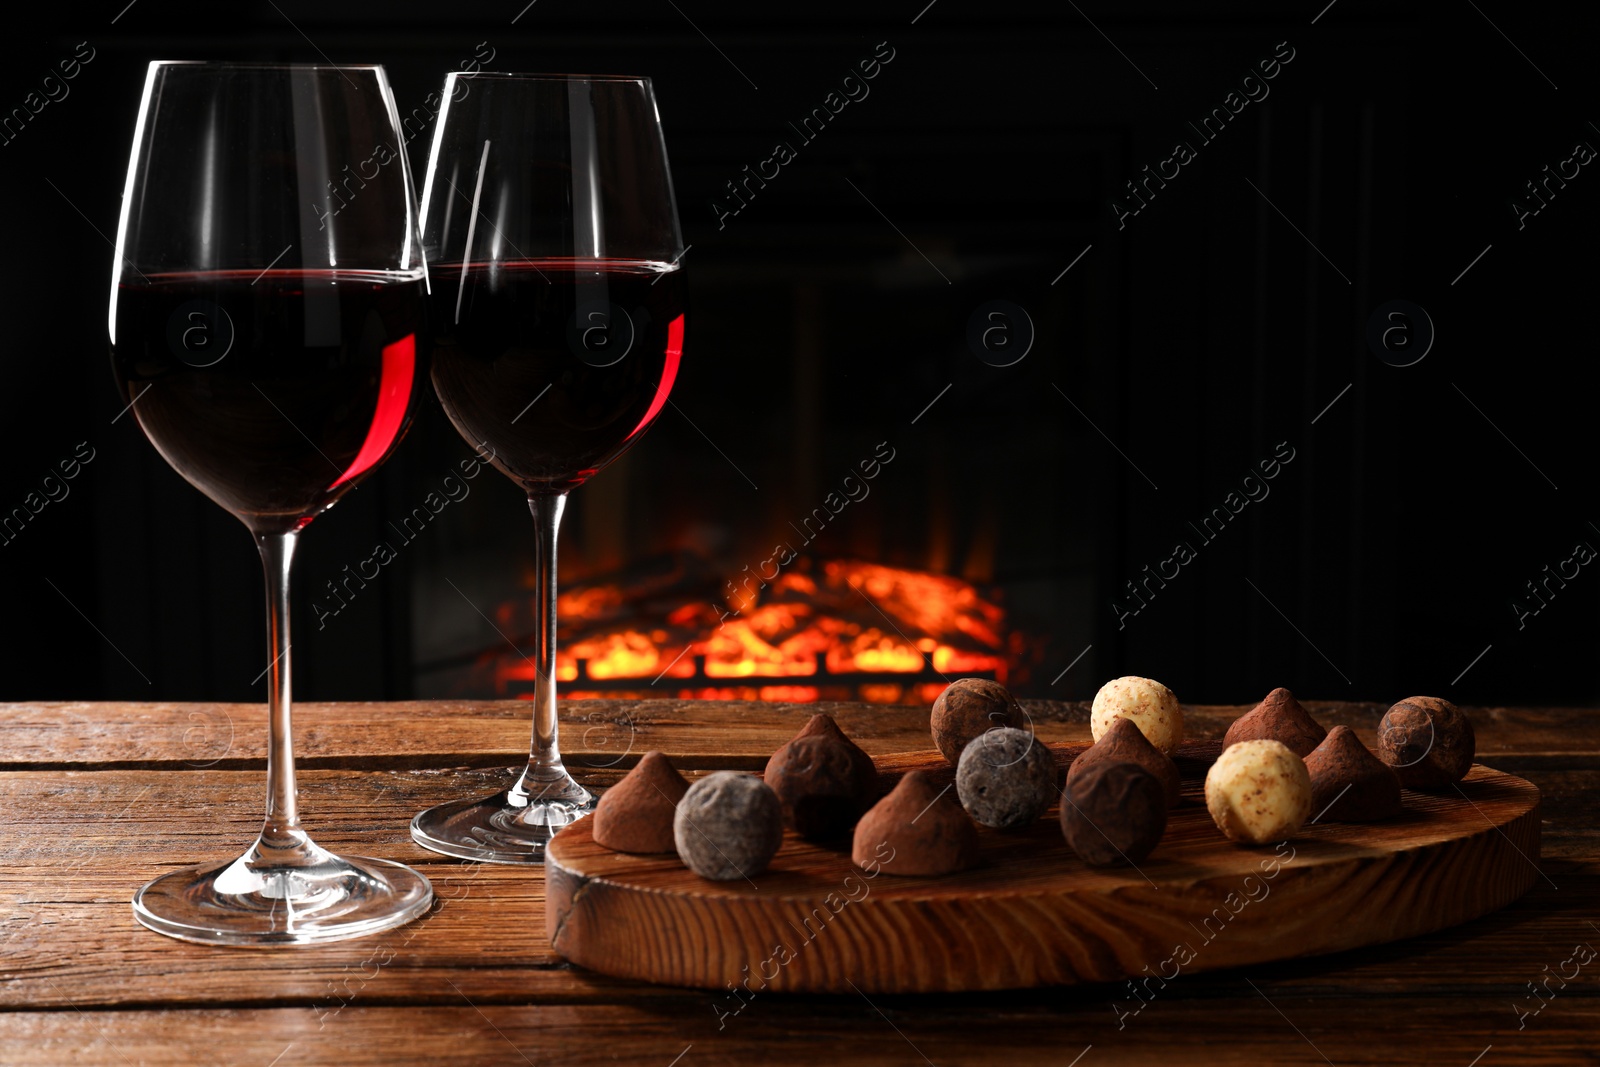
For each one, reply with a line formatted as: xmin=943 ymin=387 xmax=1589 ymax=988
xmin=545 ymin=751 xmax=1541 ymax=993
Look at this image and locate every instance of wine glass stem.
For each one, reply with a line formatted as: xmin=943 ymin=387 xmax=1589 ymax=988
xmin=255 ymin=530 xmax=304 ymax=851
xmin=526 ymin=491 xmax=567 ymax=776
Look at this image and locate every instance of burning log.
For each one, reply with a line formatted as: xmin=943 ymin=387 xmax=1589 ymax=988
xmin=482 ymin=554 xmax=1015 ymax=704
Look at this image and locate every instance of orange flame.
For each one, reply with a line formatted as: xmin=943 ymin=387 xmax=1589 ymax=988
xmin=497 ymin=559 xmax=1009 ymax=704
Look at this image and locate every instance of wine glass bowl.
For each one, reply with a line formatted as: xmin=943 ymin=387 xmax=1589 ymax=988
xmin=110 ymin=62 xmax=433 ymax=944
xmin=428 ymin=259 xmax=685 ymax=493
xmin=411 ymin=73 xmax=686 ymax=863
xmin=113 ymin=273 xmax=425 ymax=532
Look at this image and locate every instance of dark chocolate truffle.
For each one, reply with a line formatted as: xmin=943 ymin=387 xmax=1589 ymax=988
xmin=955 ymin=727 xmax=1057 ymax=829
xmin=592 ymin=750 xmax=691 ymax=853
xmin=852 ymin=770 xmax=978 ymax=876
xmin=764 ymin=714 xmax=878 ymax=840
xmin=1224 ymin=687 xmax=1328 ymax=757
xmin=1067 ymin=715 xmax=1182 ymax=809
xmin=1061 ymin=760 xmax=1166 ymax=867
xmin=1303 ymin=726 xmax=1402 ymax=822
xmin=674 ymin=771 xmax=784 ymax=880
xmin=1377 ymin=696 xmax=1475 ymax=792
xmin=931 ymin=678 xmax=1026 ymax=765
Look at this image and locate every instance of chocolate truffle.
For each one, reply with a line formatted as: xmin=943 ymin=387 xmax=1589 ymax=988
xmin=1067 ymin=715 xmax=1182 ymax=809
xmin=955 ymin=727 xmax=1057 ymax=829
xmin=592 ymin=750 xmax=691 ymax=853
xmin=1090 ymin=676 xmax=1184 ymax=754
xmin=1223 ymin=687 xmax=1328 ymax=757
xmin=673 ymin=771 xmax=784 ymax=881
xmin=1377 ymin=696 xmax=1475 ymax=792
xmin=1303 ymin=726 xmax=1402 ymax=822
xmin=930 ymin=678 xmax=1026 ymax=765
xmin=1060 ymin=761 xmax=1167 ymax=867
xmin=764 ymin=713 xmax=878 ymax=840
xmin=852 ymin=770 xmax=978 ymax=876
xmin=1204 ymin=739 xmax=1311 ymax=845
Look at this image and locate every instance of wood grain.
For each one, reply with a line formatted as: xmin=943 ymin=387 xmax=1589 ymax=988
xmin=1 ymin=995 xmax=1596 ymax=1067
xmin=0 ymin=699 xmax=1590 ymax=769
xmin=0 ymin=700 xmax=1589 ymax=1065
xmin=0 ymin=763 xmax=1587 ymax=1012
xmin=547 ymin=756 xmax=1541 ymax=992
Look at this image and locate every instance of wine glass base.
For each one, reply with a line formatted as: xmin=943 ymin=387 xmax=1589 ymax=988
xmin=132 ymin=852 xmax=434 ymax=946
xmin=411 ymin=787 xmax=598 ymax=864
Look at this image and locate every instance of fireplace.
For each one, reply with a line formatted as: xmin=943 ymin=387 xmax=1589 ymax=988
xmin=400 ymin=231 xmax=1096 ymax=707
xmin=431 ymin=553 xmax=1030 ymax=705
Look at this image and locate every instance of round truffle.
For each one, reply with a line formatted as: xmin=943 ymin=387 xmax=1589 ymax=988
xmin=1067 ymin=715 xmax=1182 ymax=809
xmin=764 ymin=713 xmax=878 ymax=840
xmin=1303 ymin=725 xmax=1402 ymax=822
xmin=592 ymin=751 xmax=691 ymax=853
xmin=1060 ymin=761 xmax=1167 ymax=867
xmin=1377 ymin=696 xmax=1475 ymax=792
xmin=955 ymin=727 xmax=1058 ymax=829
xmin=930 ymin=678 xmax=1026 ymax=765
xmin=852 ymin=770 xmax=978 ymax=876
xmin=673 ymin=771 xmax=784 ymax=881
xmin=1091 ymin=676 xmax=1183 ymax=754
xmin=1223 ymin=687 xmax=1328 ymax=757
xmin=1204 ymin=739 xmax=1312 ymax=845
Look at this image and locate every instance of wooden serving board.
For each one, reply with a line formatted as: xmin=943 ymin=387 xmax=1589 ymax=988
xmin=545 ymin=747 xmax=1541 ymax=994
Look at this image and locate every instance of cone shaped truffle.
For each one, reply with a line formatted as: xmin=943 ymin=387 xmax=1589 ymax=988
xmin=1378 ymin=696 xmax=1475 ymax=792
xmin=931 ymin=678 xmax=1026 ymax=764
xmin=852 ymin=770 xmax=978 ymax=876
xmin=1224 ymin=687 xmax=1328 ymax=757
xmin=1067 ymin=716 xmax=1182 ymax=809
xmin=1304 ymin=726 xmax=1402 ymax=822
xmin=764 ymin=713 xmax=878 ymax=840
xmin=1061 ymin=761 xmax=1167 ymax=867
xmin=592 ymin=751 xmax=691 ymax=854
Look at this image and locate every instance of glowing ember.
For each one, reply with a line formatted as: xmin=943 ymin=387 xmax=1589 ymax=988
xmin=491 ymin=558 xmax=1013 ymax=704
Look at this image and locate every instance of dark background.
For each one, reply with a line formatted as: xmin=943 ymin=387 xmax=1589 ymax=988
xmin=2 ymin=0 xmax=1595 ymax=708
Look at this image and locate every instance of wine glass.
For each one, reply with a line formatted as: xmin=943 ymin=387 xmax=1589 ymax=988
xmin=110 ymin=62 xmax=434 ymax=943
xmin=411 ymin=73 xmax=686 ymax=863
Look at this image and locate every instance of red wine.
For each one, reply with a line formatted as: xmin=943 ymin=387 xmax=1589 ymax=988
xmin=111 ymin=270 xmax=427 ymax=533
xmin=429 ymin=259 xmax=685 ymax=492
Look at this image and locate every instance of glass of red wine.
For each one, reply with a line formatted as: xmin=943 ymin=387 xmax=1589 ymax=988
xmin=110 ymin=62 xmax=434 ymax=943
xmin=411 ymin=73 xmax=685 ymax=863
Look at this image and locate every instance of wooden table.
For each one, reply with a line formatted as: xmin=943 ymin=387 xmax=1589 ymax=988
xmin=0 ymin=699 xmax=1591 ymax=1065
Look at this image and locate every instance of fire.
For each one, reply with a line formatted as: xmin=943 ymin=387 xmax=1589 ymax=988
xmin=492 ymin=558 xmax=1013 ymax=704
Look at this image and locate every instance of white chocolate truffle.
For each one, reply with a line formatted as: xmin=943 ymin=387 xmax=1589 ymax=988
xmin=1090 ymin=676 xmax=1184 ymax=754
xmin=1205 ymin=739 xmax=1312 ymax=845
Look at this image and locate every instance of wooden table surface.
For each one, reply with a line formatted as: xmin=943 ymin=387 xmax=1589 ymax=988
xmin=0 ymin=698 xmax=1592 ymax=1065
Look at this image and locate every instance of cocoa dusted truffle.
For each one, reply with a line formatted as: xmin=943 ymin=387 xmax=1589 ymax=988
xmin=592 ymin=750 xmax=691 ymax=853
xmin=673 ymin=771 xmax=784 ymax=881
xmin=852 ymin=770 xmax=978 ymax=876
xmin=1377 ymin=696 xmax=1475 ymax=792
xmin=1067 ymin=715 xmax=1182 ymax=809
xmin=764 ymin=713 xmax=878 ymax=840
xmin=1303 ymin=726 xmax=1402 ymax=822
xmin=1223 ymin=687 xmax=1328 ymax=757
xmin=955 ymin=727 xmax=1057 ymax=829
xmin=930 ymin=678 xmax=1026 ymax=765
xmin=1060 ymin=761 xmax=1167 ymax=867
